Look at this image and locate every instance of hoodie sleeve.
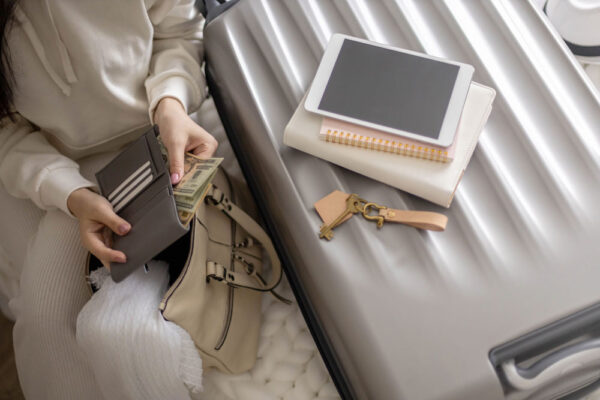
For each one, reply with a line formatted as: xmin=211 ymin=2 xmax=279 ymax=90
xmin=145 ymin=0 xmax=206 ymax=123
xmin=0 ymin=114 xmax=96 ymax=217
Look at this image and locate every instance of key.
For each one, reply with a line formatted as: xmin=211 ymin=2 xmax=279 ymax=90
xmin=319 ymin=194 xmax=361 ymax=240
xmin=319 ymin=193 xmax=365 ymax=240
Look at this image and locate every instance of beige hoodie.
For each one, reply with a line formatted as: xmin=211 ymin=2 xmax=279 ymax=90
xmin=0 ymin=0 xmax=206 ymax=216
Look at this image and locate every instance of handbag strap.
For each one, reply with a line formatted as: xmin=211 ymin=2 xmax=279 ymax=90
xmin=205 ymin=186 xmax=290 ymax=303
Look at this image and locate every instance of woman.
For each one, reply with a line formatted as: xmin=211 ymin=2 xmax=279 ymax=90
xmin=0 ymin=0 xmax=217 ymax=398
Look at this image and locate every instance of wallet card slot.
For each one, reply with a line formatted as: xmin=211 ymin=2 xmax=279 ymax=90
xmin=117 ymin=174 xmax=169 ymax=224
xmin=111 ymin=183 xmax=188 ymax=282
xmin=95 ymin=127 xmax=186 ymax=283
xmin=95 ymin=131 xmax=161 ymax=198
xmin=144 ymin=126 xmax=167 ymax=175
xmin=108 ymin=160 xmax=151 ymax=202
xmin=110 ymin=162 xmax=154 ymax=213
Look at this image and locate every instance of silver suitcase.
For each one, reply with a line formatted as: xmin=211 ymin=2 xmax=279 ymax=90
xmin=201 ymin=1 xmax=600 ymax=398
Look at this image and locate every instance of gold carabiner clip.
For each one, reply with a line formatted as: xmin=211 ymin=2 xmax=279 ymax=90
xmin=362 ymin=202 xmax=386 ymax=228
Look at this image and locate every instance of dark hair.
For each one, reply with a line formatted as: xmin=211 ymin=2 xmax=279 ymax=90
xmin=0 ymin=0 xmax=17 ymax=120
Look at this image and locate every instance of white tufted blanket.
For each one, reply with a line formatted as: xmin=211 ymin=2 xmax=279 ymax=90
xmin=76 ymin=260 xmax=340 ymax=400
xmin=76 ymin=262 xmax=204 ymax=400
xmin=192 ymin=98 xmax=340 ymax=400
xmin=196 ymin=279 xmax=340 ymax=400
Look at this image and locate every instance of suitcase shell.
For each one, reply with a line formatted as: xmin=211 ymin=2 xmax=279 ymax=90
xmin=202 ymin=1 xmax=600 ymax=399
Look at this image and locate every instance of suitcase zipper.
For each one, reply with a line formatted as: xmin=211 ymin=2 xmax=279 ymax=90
xmin=215 ymin=172 xmax=236 ymax=350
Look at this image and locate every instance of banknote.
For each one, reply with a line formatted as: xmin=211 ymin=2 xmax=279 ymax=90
xmin=175 ymin=168 xmax=217 ymax=226
xmin=177 ymin=183 xmax=213 ymax=226
xmin=157 ymin=137 xmax=222 ymax=196
xmin=175 ymin=168 xmax=218 ymax=212
xmin=174 ymin=155 xmax=222 ymax=199
xmin=157 ymin=136 xmax=223 ymax=225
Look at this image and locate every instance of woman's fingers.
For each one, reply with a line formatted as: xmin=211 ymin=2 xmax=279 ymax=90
xmin=191 ymin=135 xmax=218 ymax=158
xmin=70 ymin=188 xmax=131 ymax=268
xmin=153 ymin=95 xmax=219 ymax=180
xmin=92 ymin=201 xmax=131 ymax=236
xmin=102 ymin=226 xmax=113 ymax=248
xmin=163 ymin=134 xmax=186 ymax=184
xmin=80 ymin=224 xmax=126 ymax=267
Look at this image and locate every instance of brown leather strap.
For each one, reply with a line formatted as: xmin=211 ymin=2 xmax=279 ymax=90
xmin=377 ymin=207 xmax=447 ymax=231
xmin=205 ymin=186 xmax=290 ymax=303
xmin=314 ymin=190 xmax=447 ymax=232
xmin=206 ymin=260 xmax=292 ymax=304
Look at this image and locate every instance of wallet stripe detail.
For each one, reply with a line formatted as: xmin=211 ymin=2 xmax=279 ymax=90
xmin=112 ymin=172 xmax=154 ymax=213
xmin=108 ymin=161 xmax=152 ymax=202
xmin=110 ymin=167 xmax=152 ymax=208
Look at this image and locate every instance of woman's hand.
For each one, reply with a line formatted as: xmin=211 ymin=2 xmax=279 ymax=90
xmin=67 ymin=188 xmax=131 ymax=268
xmin=153 ymin=97 xmax=218 ymax=184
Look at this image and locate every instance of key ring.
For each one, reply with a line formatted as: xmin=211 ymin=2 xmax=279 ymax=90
xmin=362 ymin=202 xmax=386 ymax=228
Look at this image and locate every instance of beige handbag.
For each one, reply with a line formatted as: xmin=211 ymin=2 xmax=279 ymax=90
xmin=86 ymin=168 xmax=288 ymax=374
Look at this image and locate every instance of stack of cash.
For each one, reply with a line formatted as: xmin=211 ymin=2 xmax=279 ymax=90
xmin=158 ymin=138 xmax=223 ymax=226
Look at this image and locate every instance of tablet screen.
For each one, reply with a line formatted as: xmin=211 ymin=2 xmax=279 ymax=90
xmin=318 ymin=39 xmax=460 ymax=140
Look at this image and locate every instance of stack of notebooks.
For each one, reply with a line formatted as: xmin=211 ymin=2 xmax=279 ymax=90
xmin=283 ymin=82 xmax=495 ymax=208
xmin=320 ymin=117 xmax=458 ymax=163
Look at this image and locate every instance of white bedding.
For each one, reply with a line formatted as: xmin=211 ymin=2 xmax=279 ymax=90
xmin=76 ymin=261 xmax=203 ymax=399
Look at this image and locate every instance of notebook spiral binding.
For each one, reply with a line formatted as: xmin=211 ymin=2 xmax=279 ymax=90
xmin=322 ymin=129 xmax=451 ymax=163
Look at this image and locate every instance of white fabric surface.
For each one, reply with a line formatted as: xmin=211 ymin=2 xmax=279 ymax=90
xmin=76 ymin=258 xmax=341 ymax=400
xmin=76 ymin=261 xmax=203 ymax=400
xmin=194 ymin=279 xmax=340 ymax=400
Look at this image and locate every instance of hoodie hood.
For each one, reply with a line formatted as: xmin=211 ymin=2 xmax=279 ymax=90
xmin=14 ymin=1 xmax=78 ymax=96
xmin=7 ymin=0 xmax=205 ymax=157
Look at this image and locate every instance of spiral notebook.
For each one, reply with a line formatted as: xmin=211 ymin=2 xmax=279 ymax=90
xmin=320 ymin=117 xmax=458 ymax=162
xmin=283 ymin=82 xmax=495 ymax=207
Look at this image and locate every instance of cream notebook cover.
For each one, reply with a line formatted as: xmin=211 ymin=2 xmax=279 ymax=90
xmin=283 ymin=82 xmax=495 ymax=207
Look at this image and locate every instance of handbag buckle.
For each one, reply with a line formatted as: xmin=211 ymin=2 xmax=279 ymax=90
xmin=234 ymin=254 xmax=255 ymax=276
xmin=206 ymin=261 xmax=227 ymax=282
xmin=206 ymin=186 xmax=233 ymax=212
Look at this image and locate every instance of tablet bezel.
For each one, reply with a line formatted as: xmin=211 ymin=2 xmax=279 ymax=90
xmin=304 ymin=34 xmax=474 ymax=148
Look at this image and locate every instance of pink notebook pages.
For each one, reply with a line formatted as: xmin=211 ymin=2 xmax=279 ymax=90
xmin=319 ymin=117 xmax=458 ymax=162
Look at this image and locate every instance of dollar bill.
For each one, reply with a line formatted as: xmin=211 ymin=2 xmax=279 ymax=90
xmin=177 ymin=183 xmax=213 ymax=226
xmin=157 ymin=136 xmax=223 ymax=224
xmin=174 ymin=168 xmax=218 ymax=212
xmin=157 ymin=137 xmax=222 ymax=196
xmin=175 ymin=168 xmax=217 ymax=226
xmin=174 ymin=155 xmax=222 ymax=199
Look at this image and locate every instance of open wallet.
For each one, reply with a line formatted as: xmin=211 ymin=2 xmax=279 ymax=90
xmin=95 ymin=126 xmax=188 ymax=282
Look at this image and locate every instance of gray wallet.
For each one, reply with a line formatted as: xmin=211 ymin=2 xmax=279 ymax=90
xmin=95 ymin=126 xmax=189 ymax=282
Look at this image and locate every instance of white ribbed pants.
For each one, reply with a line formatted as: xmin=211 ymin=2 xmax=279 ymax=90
xmin=0 ymin=99 xmax=232 ymax=400
xmin=0 ymin=152 xmax=114 ymax=400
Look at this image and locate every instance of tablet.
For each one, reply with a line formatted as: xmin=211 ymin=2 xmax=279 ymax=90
xmin=305 ymin=34 xmax=474 ymax=147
